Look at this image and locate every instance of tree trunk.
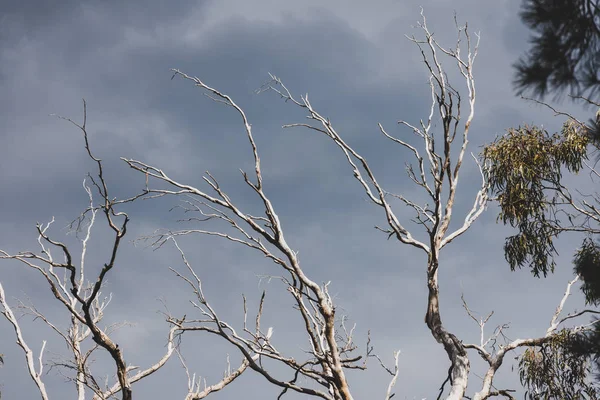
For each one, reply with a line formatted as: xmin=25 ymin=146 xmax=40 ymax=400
xmin=425 ymin=261 xmax=469 ymax=400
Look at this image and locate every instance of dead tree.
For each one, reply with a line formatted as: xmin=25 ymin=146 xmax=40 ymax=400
xmin=117 ymin=12 xmax=481 ymax=399
xmin=123 ymin=13 xmax=598 ymax=399
xmin=0 ymin=102 xmax=255 ymax=400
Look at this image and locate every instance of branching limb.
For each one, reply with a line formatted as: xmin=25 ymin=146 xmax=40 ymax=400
xmin=469 ymin=275 xmax=599 ymax=400
xmin=261 ymin=13 xmax=485 ymax=400
xmin=0 ymin=282 xmax=49 ymax=400
xmin=178 ymin=351 xmax=259 ymax=400
xmin=123 ymin=70 xmax=395 ymax=399
xmin=164 ymin=236 xmax=345 ymax=399
xmin=0 ymin=102 xmax=175 ymax=400
xmin=262 ymin=73 xmax=429 ymax=252
xmin=383 ymin=351 xmax=401 ymax=400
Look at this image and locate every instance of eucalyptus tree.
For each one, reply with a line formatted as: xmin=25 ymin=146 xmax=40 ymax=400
xmin=492 ymin=0 xmax=600 ymax=395
xmin=483 ymin=118 xmax=600 ymax=398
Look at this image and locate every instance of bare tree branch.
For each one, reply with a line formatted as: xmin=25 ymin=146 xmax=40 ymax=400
xmin=0 ymin=282 xmax=49 ymax=400
xmin=0 ymin=102 xmax=174 ymax=400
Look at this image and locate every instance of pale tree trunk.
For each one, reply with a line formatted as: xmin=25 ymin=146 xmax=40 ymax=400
xmin=425 ymin=260 xmax=469 ymax=399
xmin=242 ymin=11 xmax=484 ymax=400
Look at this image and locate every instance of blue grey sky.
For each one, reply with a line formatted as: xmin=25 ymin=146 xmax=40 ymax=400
xmin=0 ymin=1 xmax=593 ymax=399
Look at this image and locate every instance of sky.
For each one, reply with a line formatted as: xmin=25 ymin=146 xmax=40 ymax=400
xmin=0 ymin=0 xmax=595 ymax=399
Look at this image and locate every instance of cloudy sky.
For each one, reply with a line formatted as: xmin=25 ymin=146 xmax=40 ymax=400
xmin=0 ymin=0 xmax=594 ymax=399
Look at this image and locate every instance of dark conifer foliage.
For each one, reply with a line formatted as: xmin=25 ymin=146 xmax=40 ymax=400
xmin=572 ymin=239 xmax=600 ymax=377
xmin=515 ymin=0 xmax=600 ymax=99
xmin=574 ymin=238 xmax=600 ymax=306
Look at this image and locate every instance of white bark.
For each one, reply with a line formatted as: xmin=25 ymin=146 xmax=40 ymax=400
xmin=125 ymin=70 xmax=365 ymax=399
xmin=124 ymin=12 xmax=485 ymax=400
xmin=465 ymin=275 xmax=600 ymax=400
xmin=0 ymin=282 xmax=49 ymax=400
xmin=264 ymin=12 xmax=484 ymax=399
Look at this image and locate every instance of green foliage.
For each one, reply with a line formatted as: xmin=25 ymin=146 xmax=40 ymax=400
xmin=483 ymin=121 xmax=589 ymax=276
xmin=489 ymin=122 xmax=600 ymax=395
xmin=519 ymin=330 xmax=598 ymax=399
